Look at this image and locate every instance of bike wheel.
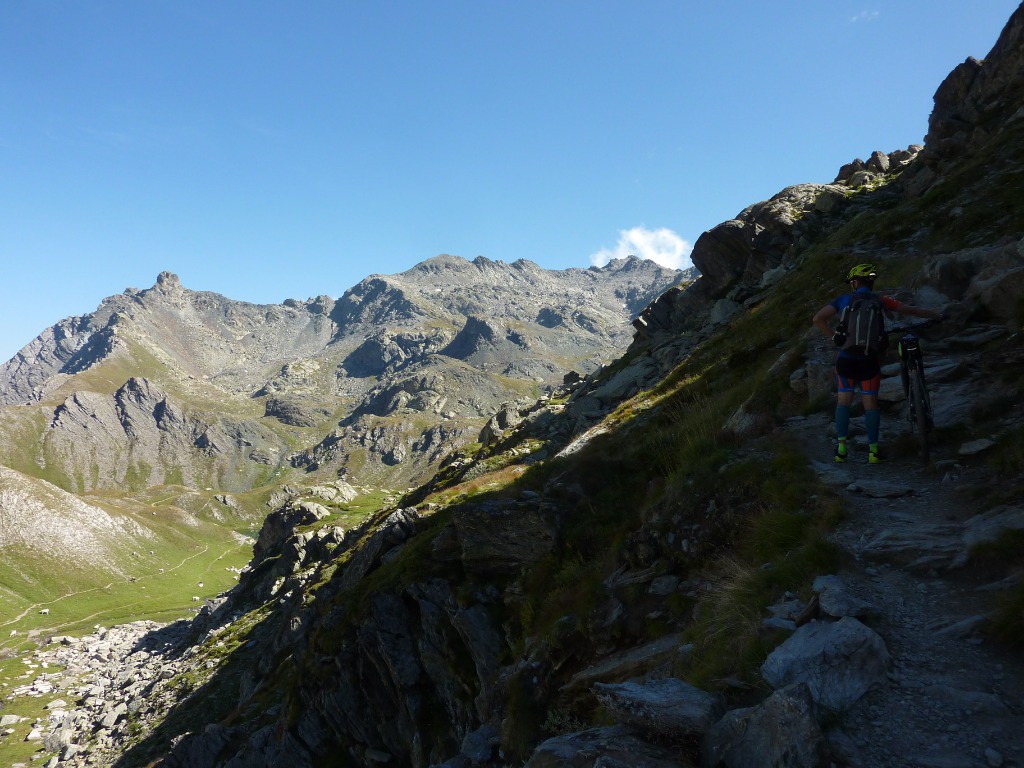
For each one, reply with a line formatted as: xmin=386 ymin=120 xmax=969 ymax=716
xmin=910 ymin=369 xmax=930 ymax=463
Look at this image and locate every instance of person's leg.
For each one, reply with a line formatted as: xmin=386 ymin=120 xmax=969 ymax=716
xmin=834 ymin=371 xmax=854 ymax=461
xmin=862 ymin=378 xmax=882 ymax=462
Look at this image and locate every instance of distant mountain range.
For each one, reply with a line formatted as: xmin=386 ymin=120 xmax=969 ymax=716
xmin=0 ymin=254 xmax=688 ymax=492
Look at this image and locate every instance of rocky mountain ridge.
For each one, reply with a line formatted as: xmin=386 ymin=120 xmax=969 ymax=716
xmin=2 ymin=256 xmax=683 ymax=407
xmin=0 ymin=255 xmax=685 ymax=493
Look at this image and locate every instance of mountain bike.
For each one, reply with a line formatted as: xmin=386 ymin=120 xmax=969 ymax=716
xmin=890 ymin=319 xmax=939 ymax=462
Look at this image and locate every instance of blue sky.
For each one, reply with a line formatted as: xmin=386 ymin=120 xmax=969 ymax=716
xmin=1 ymin=1 xmax=1020 ymax=363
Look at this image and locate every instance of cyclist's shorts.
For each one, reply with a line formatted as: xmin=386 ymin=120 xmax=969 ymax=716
xmin=835 ymin=355 xmax=881 ymax=396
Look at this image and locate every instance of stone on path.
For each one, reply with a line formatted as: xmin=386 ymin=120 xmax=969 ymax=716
xmin=812 ymin=575 xmax=875 ymax=619
xmin=959 ymin=438 xmax=996 ymax=456
xmin=922 ymin=684 xmax=1009 ymax=715
xmin=845 ymin=479 xmax=916 ymax=499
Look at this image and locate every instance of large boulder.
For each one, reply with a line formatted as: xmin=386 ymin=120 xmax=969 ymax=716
xmin=252 ymin=501 xmax=330 ymax=563
xmin=702 ymin=683 xmax=829 ymax=768
xmin=479 ymin=402 xmax=524 ymax=446
xmin=760 ymin=618 xmax=890 ymax=711
xmin=920 ymin=241 xmax=1024 ymax=322
xmin=811 ymin=575 xmax=875 ymax=620
xmin=690 ymin=220 xmax=751 ymax=299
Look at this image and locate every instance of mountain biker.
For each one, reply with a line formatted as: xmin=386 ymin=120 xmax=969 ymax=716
xmin=812 ymin=264 xmax=942 ymax=464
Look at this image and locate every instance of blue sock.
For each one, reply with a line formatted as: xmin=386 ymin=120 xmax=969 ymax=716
xmin=835 ymin=404 xmax=851 ymax=439
xmin=865 ymin=409 xmax=881 ymax=444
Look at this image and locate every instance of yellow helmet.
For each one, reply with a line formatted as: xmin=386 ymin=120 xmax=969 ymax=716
xmin=846 ymin=263 xmax=877 ymax=281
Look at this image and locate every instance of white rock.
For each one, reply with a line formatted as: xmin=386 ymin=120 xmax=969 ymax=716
xmin=959 ymin=438 xmax=996 ymax=456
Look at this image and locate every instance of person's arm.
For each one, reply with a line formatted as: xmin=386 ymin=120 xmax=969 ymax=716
xmin=812 ymin=304 xmax=838 ymax=336
xmin=884 ymin=296 xmax=943 ymax=321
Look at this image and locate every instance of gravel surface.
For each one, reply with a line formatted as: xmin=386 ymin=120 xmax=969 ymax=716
xmin=790 ymin=412 xmax=1024 ymax=768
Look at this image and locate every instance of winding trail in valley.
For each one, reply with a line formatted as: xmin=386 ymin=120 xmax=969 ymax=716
xmin=0 ymin=543 xmax=222 ymax=646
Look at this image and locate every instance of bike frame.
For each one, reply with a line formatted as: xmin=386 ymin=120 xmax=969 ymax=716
xmin=895 ymin=329 xmax=934 ymax=461
xmin=897 ymin=334 xmax=930 ymax=421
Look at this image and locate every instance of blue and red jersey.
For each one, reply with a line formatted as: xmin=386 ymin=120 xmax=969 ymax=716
xmin=829 ymin=287 xmax=904 ymax=360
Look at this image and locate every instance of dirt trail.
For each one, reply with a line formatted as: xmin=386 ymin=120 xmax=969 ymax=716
xmin=786 ymin=412 xmax=1024 ymax=768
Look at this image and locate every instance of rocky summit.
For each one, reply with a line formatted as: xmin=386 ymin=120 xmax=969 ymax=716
xmin=3 ymin=4 xmax=1024 ymax=768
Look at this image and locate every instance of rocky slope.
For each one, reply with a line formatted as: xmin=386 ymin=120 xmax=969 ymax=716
xmin=4 ymin=4 xmax=1024 ymax=768
xmin=0 ymin=466 xmax=147 ymax=576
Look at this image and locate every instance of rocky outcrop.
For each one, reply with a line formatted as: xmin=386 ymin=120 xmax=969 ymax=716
xmin=633 ymin=145 xmax=923 ymax=344
xmin=922 ymin=3 xmax=1024 ymax=163
xmin=263 ymin=396 xmax=335 ymax=427
xmin=341 ymin=329 xmax=452 ymax=378
xmin=0 ymin=315 xmax=106 ymax=406
xmin=479 ymin=402 xmax=523 ymax=447
xmin=918 ymin=240 xmax=1024 ymax=324
xmin=431 ymin=499 xmax=558 ymax=576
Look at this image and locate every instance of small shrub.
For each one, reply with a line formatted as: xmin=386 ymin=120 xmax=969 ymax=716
xmin=542 ymin=708 xmax=588 ymax=736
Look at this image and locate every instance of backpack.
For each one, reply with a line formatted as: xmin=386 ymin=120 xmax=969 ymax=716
xmin=839 ymin=292 xmax=887 ymax=355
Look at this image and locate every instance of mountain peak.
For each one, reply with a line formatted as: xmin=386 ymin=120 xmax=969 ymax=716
xmin=155 ymin=271 xmax=182 ymax=291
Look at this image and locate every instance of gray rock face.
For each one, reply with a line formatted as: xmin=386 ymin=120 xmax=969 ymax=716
xmin=702 ymin=683 xmax=829 ymax=768
xmin=924 ymin=3 xmax=1024 ymax=162
xmin=432 ymin=501 xmax=557 ymax=575
xmin=760 ymin=618 xmax=890 ymax=711
xmin=920 ymin=242 xmax=1024 ymax=324
xmin=812 ymin=575 xmax=875 ymax=619
xmin=851 ymin=503 xmax=1024 ymax=573
xmin=252 ymin=501 xmax=330 ymax=565
xmin=43 ymin=376 xmax=282 ymax=492
xmin=264 ymin=396 xmax=335 ymax=427
xmin=479 ymin=402 xmax=524 ymax=446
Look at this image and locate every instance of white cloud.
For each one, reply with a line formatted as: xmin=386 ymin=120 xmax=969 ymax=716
xmin=590 ymin=226 xmax=693 ymax=271
xmin=850 ymin=10 xmax=879 ymax=22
